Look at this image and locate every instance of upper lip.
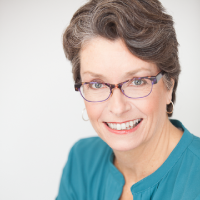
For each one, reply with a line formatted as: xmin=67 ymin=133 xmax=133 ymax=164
xmin=105 ymin=118 xmax=142 ymax=124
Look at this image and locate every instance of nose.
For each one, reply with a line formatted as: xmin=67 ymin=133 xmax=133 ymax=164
xmin=107 ymin=87 xmax=131 ymax=117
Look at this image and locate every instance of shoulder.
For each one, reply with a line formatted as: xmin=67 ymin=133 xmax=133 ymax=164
xmin=171 ymin=119 xmax=200 ymax=161
xmin=73 ymin=136 xmax=109 ymax=152
xmin=71 ymin=136 xmax=111 ymax=159
xmin=56 ymin=137 xmax=112 ymax=199
xmin=68 ymin=136 xmax=112 ymax=175
xmin=188 ymin=135 xmax=200 ymax=161
xmin=175 ymin=135 xmax=200 ymax=199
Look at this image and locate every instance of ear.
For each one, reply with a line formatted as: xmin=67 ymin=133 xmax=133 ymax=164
xmin=166 ymin=79 xmax=174 ymax=105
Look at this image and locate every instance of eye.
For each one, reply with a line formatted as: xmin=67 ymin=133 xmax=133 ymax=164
xmin=132 ymin=78 xmax=145 ymax=86
xmin=90 ymin=82 xmax=104 ymax=89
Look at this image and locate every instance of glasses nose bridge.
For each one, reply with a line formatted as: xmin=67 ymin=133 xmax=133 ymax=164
xmin=110 ymin=83 xmax=123 ymax=95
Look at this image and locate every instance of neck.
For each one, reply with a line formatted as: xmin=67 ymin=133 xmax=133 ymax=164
xmin=113 ymin=118 xmax=183 ymax=185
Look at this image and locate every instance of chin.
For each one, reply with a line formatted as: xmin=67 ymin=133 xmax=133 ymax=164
xmin=98 ymin=132 xmax=144 ymax=152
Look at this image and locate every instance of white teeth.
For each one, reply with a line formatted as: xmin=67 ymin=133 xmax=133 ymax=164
xmin=130 ymin=121 xmax=134 ymax=126
xmin=107 ymin=119 xmax=142 ymax=130
xmin=117 ymin=124 xmax=121 ymax=130
xmin=110 ymin=123 xmax=114 ymax=129
xmin=126 ymin=122 xmax=130 ymax=128
xmin=121 ymin=123 xmax=126 ymax=130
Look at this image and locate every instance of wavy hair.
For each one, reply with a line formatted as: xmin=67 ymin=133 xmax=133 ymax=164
xmin=63 ymin=0 xmax=181 ymax=117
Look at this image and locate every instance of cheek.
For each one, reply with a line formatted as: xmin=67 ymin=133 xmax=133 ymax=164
xmin=85 ymin=102 xmax=104 ymax=124
xmin=138 ymin=90 xmax=166 ymax=117
xmin=138 ymin=99 xmax=158 ymax=116
xmin=85 ymin=102 xmax=106 ymax=137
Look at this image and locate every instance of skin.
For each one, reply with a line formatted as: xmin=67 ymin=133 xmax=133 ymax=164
xmin=80 ymin=37 xmax=183 ymax=200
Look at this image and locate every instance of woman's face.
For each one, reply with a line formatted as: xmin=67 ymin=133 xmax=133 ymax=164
xmin=80 ymin=37 xmax=172 ymax=151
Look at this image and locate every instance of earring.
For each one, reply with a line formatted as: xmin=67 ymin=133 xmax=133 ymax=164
xmin=82 ymin=108 xmax=89 ymax=121
xmin=167 ymin=101 xmax=174 ymax=114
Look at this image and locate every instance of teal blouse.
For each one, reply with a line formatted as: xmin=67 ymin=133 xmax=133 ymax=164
xmin=56 ymin=120 xmax=200 ymax=200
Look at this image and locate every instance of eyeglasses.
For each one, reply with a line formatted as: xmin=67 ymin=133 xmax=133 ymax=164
xmin=75 ymin=71 xmax=164 ymax=102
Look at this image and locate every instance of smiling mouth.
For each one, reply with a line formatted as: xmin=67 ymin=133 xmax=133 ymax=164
xmin=105 ymin=119 xmax=142 ymax=131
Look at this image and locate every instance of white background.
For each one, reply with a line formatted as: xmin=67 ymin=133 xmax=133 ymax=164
xmin=0 ymin=0 xmax=199 ymax=199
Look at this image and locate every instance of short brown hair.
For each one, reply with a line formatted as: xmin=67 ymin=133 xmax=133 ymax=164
xmin=63 ymin=0 xmax=181 ymax=117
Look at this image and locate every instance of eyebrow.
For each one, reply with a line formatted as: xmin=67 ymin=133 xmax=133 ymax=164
xmin=82 ymin=71 xmax=106 ymax=79
xmin=124 ymin=68 xmax=151 ymax=77
xmin=82 ymin=68 xmax=151 ymax=79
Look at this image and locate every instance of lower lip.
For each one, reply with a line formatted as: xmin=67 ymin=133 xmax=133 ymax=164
xmin=104 ymin=120 xmax=142 ymax=135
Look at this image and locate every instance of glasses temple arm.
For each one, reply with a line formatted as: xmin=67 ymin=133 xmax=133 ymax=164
xmin=74 ymin=83 xmax=82 ymax=91
xmin=153 ymin=72 xmax=164 ymax=84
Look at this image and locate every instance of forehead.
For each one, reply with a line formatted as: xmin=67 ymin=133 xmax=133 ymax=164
xmin=80 ymin=37 xmax=158 ymax=81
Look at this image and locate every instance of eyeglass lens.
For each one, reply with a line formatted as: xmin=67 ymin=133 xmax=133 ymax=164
xmin=80 ymin=78 xmax=153 ymax=102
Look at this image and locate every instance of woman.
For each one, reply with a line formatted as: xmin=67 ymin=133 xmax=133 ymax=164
xmin=56 ymin=0 xmax=200 ymax=199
